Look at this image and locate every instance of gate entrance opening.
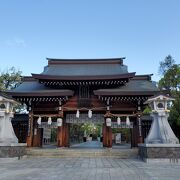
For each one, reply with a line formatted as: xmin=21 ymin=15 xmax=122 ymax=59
xmin=70 ymin=123 xmax=103 ymax=149
xmin=42 ymin=128 xmax=57 ymax=148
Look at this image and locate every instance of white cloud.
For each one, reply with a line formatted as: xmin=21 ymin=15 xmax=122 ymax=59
xmin=5 ymin=37 xmax=27 ymax=47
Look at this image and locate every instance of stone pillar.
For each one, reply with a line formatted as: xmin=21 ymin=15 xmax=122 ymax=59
xmin=26 ymin=111 xmax=34 ymax=147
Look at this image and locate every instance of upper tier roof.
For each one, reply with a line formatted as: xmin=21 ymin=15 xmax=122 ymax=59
xmin=32 ymin=58 xmax=132 ymax=78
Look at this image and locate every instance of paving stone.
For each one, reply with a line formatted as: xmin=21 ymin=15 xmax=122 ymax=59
xmin=0 ymin=157 xmax=180 ymax=180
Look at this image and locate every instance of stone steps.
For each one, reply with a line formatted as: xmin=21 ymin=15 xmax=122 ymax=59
xmin=26 ymin=148 xmax=138 ymax=158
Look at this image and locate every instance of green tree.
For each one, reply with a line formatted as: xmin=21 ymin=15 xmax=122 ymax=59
xmin=158 ymin=55 xmax=180 ymax=95
xmin=158 ymin=55 xmax=175 ymax=76
xmin=143 ymin=106 xmax=152 ymax=115
xmin=169 ymin=93 xmax=180 ymax=126
xmin=0 ymin=67 xmax=22 ymax=91
xmin=0 ymin=67 xmax=24 ymax=113
xmin=158 ymin=55 xmax=180 ymax=128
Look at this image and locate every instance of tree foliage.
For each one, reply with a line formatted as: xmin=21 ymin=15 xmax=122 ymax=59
xmin=0 ymin=67 xmax=22 ymax=91
xmin=143 ymin=106 xmax=152 ymax=115
xmin=158 ymin=55 xmax=180 ymax=95
xmin=169 ymin=92 xmax=180 ymax=126
xmin=158 ymin=55 xmax=175 ymax=76
xmin=0 ymin=67 xmax=24 ymax=113
xmin=158 ymin=55 xmax=180 ymax=127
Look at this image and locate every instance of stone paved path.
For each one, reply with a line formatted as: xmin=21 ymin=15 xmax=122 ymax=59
xmin=0 ymin=157 xmax=180 ymax=180
xmin=70 ymin=140 xmax=131 ymax=149
xmin=71 ymin=140 xmax=103 ymax=149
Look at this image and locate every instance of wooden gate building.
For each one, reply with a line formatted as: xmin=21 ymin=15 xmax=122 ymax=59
xmin=8 ymin=58 xmax=159 ymax=148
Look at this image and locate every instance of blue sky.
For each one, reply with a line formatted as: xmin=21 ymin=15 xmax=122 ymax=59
xmin=0 ymin=0 xmax=180 ymax=81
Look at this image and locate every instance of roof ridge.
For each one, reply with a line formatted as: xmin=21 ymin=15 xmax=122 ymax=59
xmin=46 ymin=57 xmax=125 ymax=61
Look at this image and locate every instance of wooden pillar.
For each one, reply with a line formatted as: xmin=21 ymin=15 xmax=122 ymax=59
xmin=103 ymin=124 xmax=107 ymax=147
xmin=137 ymin=114 xmax=143 ymax=144
xmin=103 ymin=120 xmax=112 ymax=148
xmin=131 ymin=126 xmax=138 ymax=147
xmin=57 ymin=126 xmax=62 ymax=147
xmin=106 ymin=126 xmax=112 ymax=148
xmin=64 ymin=123 xmax=70 ymax=147
xmin=57 ymin=119 xmax=70 ymax=147
xmin=26 ymin=112 xmax=42 ymax=147
xmin=32 ymin=125 xmax=42 ymax=147
xmin=26 ymin=111 xmax=33 ymax=147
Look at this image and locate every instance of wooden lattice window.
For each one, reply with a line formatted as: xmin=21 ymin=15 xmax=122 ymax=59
xmin=79 ymin=85 xmax=89 ymax=99
xmin=78 ymin=85 xmax=90 ymax=107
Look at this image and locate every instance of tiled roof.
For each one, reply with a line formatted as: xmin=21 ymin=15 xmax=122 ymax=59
xmin=7 ymin=80 xmax=74 ymax=97
xmin=94 ymin=79 xmax=159 ymax=96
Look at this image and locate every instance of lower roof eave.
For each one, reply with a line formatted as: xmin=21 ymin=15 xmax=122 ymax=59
xmin=93 ymin=91 xmax=159 ymax=96
xmin=7 ymin=91 xmax=74 ymax=97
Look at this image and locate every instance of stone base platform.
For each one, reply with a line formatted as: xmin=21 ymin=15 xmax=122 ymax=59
xmin=27 ymin=147 xmax=138 ymax=158
xmin=138 ymin=144 xmax=180 ymax=163
xmin=0 ymin=143 xmax=27 ymax=158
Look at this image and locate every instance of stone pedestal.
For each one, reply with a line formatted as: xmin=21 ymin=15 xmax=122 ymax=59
xmin=0 ymin=143 xmax=27 ymax=158
xmin=139 ymin=144 xmax=180 ymax=163
xmin=139 ymin=112 xmax=180 ymax=162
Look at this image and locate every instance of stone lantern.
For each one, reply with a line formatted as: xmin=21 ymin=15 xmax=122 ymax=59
xmin=0 ymin=93 xmax=26 ymax=158
xmin=145 ymin=94 xmax=179 ymax=144
xmin=0 ymin=94 xmax=19 ymax=144
xmin=138 ymin=94 xmax=180 ymax=162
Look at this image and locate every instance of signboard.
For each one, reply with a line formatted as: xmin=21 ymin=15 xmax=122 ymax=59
xmin=38 ymin=122 xmax=58 ymax=129
xmin=65 ymin=113 xmax=104 ymax=124
xmin=27 ymin=116 xmax=31 ymax=136
xmin=115 ymin=133 xmax=121 ymax=144
xmin=111 ymin=122 xmax=133 ymax=129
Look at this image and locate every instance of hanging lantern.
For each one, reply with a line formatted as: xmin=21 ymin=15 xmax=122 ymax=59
xmin=126 ymin=116 xmax=130 ymax=126
xmin=88 ymin=109 xmax=92 ymax=118
xmin=106 ymin=118 xmax=111 ymax=127
xmin=37 ymin=116 xmax=41 ymax=125
xmin=117 ymin=117 xmax=121 ymax=125
xmin=76 ymin=109 xmax=80 ymax=118
xmin=106 ymin=106 xmax=110 ymax=111
xmin=48 ymin=117 xmax=52 ymax=125
xmin=57 ymin=118 xmax=63 ymax=127
xmin=58 ymin=100 xmax=62 ymax=111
